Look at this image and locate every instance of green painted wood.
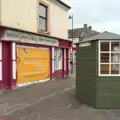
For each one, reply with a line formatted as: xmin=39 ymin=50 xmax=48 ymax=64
xmin=95 ymin=41 xmax=120 ymax=108
xmin=96 ymin=77 xmax=120 ymax=108
xmin=76 ymin=41 xmax=98 ymax=108
xmin=76 ymin=40 xmax=120 ymax=109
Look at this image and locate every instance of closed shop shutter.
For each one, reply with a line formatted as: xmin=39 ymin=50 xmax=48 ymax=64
xmin=16 ymin=45 xmax=50 ymax=85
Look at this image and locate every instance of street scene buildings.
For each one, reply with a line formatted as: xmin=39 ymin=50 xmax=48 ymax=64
xmin=0 ymin=0 xmax=72 ymax=90
xmin=0 ymin=0 xmax=120 ymax=120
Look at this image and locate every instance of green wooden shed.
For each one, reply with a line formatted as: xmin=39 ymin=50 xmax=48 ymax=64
xmin=76 ymin=31 xmax=120 ymax=109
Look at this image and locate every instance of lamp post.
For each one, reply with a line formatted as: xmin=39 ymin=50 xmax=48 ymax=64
xmin=69 ymin=14 xmax=74 ymax=73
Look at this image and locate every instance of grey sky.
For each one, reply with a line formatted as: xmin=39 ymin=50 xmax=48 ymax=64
xmin=62 ymin=0 xmax=120 ymax=34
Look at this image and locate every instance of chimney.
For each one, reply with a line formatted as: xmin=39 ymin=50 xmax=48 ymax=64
xmin=84 ymin=24 xmax=87 ymax=33
xmin=88 ymin=26 xmax=92 ymax=31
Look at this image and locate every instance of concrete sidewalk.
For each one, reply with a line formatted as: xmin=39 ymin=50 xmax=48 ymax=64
xmin=0 ymin=75 xmax=75 ymax=115
xmin=1 ymin=71 xmax=120 ymax=120
xmin=10 ymin=89 xmax=120 ymax=120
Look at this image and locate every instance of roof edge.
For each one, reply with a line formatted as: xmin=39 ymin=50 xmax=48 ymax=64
xmin=56 ymin=0 xmax=71 ymax=9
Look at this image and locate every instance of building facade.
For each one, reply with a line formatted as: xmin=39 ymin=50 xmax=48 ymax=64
xmin=76 ymin=31 xmax=120 ymax=108
xmin=68 ymin=24 xmax=100 ymax=64
xmin=0 ymin=0 xmax=72 ymax=90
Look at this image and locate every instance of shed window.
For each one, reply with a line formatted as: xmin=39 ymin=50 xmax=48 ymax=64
xmin=99 ymin=41 xmax=120 ymax=76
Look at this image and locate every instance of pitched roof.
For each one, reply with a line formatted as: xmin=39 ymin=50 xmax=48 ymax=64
xmin=80 ymin=31 xmax=120 ymax=43
xmin=68 ymin=28 xmax=100 ymax=38
xmin=56 ymin=0 xmax=71 ymax=9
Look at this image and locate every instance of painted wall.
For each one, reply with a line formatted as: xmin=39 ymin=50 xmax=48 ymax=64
xmin=76 ymin=41 xmax=97 ymax=108
xmin=0 ymin=0 xmax=69 ymax=39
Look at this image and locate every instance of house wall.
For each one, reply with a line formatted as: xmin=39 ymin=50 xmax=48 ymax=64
xmin=0 ymin=0 xmax=69 ymax=39
xmin=76 ymin=41 xmax=97 ymax=108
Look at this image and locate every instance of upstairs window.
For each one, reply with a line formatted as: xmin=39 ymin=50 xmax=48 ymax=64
xmin=39 ymin=3 xmax=48 ymax=31
xmin=99 ymin=41 xmax=120 ymax=76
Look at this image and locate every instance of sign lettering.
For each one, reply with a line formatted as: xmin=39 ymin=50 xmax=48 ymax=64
xmin=2 ymin=29 xmax=58 ymax=46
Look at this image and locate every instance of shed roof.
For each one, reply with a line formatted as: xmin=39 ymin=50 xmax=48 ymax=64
xmin=78 ymin=31 xmax=120 ymax=43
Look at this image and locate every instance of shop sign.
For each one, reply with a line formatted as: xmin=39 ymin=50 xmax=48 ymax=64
xmin=79 ymin=42 xmax=91 ymax=47
xmin=17 ymin=46 xmax=50 ymax=84
xmin=2 ymin=29 xmax=58 ymax=46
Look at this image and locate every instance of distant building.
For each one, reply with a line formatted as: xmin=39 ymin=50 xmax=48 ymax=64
xmin=68 ymin=24 xmax=100 ymax=64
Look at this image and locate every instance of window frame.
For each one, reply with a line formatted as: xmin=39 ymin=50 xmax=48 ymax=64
xmin=39 ymin=3 xmax=48 ymax=31
xmin=54 ymin=48 xmax=63 ymax=70
xmin=98 ymin=40 xmax=120 ymax=76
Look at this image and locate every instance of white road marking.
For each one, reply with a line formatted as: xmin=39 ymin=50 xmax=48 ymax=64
xmin=3 ymin=103 xmax=27 ymax=113
xmin=0 ymin=85 xmax=75 ymax=115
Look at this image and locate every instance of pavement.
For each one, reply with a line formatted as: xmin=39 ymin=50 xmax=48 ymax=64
xmin=0 ymin=72 xmax=120 ymax=120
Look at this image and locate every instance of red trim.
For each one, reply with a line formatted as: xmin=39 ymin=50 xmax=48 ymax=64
xmin=54 ymin=70 xmax=63 ymax=78
xmin=2 ymin=42 xmax=12 ymax=89
xmin=0 ymin=42 xmax=2 ymax=90
xmin=66 ymin=49 xmax=69 ymax=76
xmin=72 ymin=47 xmax=76 ymax=51
xmin=50 ymin=47 xmax=52 ymax=80
xmin=53 ymin=48 xmax=64 ymax=78
xmin=59 ymin=40 xmax=71 ymax=48
xmin=0 ymin=27 xmax=4 ymax=39
xmin=62 ymin=48 xmax=64 ymax=77
xmin=63 ymin=49 xmax=69 ymax=77
xmin=68 ymin=49 xmax=70 ymax=73
xmin=0 ymin=81 xmax=4 ymax=90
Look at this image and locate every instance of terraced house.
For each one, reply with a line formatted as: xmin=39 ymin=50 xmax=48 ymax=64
xmin=0 ymin=0 xmax=71 ymax=90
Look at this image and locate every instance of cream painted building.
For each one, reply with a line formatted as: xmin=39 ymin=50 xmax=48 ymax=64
xmin=0 ymin=0 xmax=70 ymax=39
xmin=0 ymin=0 xmax=72 ymax=90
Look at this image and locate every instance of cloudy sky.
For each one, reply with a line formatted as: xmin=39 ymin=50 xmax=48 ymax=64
xmin=62 ymin=0 xmax=120 ymax=34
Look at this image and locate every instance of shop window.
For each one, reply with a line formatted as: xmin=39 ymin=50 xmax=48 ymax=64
xmin=99 ymin=41 xmax=120 ymax=76
xmin=39 ymin=3 xmax=48 ymax=31
xmin=55 ymin=48 xmax=62 ymax=70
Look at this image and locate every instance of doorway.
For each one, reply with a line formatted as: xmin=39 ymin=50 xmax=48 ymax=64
xmin=2 ymin=42 xmax=12 ymax=89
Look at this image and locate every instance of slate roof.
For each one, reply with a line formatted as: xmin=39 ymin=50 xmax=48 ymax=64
xmin=68 ymin=28 xmax=100 ymax=39
xmin=79 ymin=31 xmax=120 ymax=43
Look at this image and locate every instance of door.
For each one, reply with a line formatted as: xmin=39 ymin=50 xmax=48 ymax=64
xmin=2 ymin=42 xmax=12 ymax=89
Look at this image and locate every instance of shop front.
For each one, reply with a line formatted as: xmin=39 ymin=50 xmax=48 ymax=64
xmin=16 ymin=45 xmax=50 ymax=87
xmin=0 ymin=26 xmax=72 ymax=90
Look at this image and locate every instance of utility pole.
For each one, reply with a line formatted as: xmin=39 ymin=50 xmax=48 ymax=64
xmin=69 ymin=14 xmax=74 ymax=73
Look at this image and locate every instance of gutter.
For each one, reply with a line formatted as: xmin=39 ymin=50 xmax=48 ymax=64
xmin=56 ymin=0 xmax=71 ymax=9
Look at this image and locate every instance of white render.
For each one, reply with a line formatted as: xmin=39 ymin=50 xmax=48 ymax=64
xmin=13 ymin=61 xmax=16 ymax=79
xmin=12 ymin=42 xmax=16 ymax=60
xmin=0 ymin=42 xmax=2 ymax=80
xmin=0 ymin=42 xmax=2 ymax=60
xmin=0 ymin=0 xmax=69 ymax=39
